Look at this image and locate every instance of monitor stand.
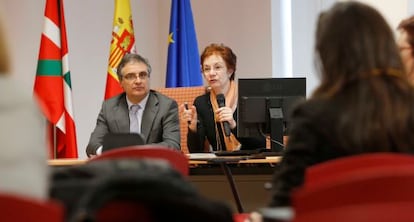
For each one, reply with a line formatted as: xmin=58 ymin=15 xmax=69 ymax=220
xmin=269 ymin=108 xmax=284 ymax=152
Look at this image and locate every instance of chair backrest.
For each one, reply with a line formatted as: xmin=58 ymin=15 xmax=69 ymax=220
xmin=292 ymin=153 xmax=414 ymax=222
xmin=0 ymin=194 xmax=63 ymax=222
xmin=233 ymin=213 xmax=250 ymax=222
xmin=155 ymin=86 xmax=207 ymax=153
xmin=89 ymin=145 xmax=189 ymax=176
xmin=293 ymin=202 xmax=414 ymax=222
xmin=304 ymin=152 xmax=414 ymax=189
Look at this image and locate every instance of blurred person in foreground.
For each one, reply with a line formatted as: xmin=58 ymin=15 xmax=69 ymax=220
xmin=249 ymin=1 xmax=414 ymax=221
xmin=270 ymin=0 xmax=414 ymax=208
xmin=0 ymin=17 xmax=49 ymax=200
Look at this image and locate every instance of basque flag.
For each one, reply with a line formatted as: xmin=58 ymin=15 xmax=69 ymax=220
xmin=34 ymin=0 xmax=78 ymax=158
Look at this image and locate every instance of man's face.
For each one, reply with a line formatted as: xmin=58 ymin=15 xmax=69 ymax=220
xmin=119 ymin=61 xmax=150 ymax=103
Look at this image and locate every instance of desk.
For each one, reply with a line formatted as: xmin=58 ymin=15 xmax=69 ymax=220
xmin=48 ymin=156 xmax=281 ymax=167
xmin=48 ymin=158 xmax=86 ymax=166
xmin=185 ymin=154 xmax=280 ymax=212
xmin=48 ymin=156 xmax=280 ymax=212
xmin=189 ymin=156 xmax=280 ymax=213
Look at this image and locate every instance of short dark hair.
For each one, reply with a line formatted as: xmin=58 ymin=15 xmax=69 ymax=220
xmin=117 ymin=53 xmax=152 ymax=80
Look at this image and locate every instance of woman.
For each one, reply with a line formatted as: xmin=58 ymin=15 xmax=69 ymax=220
xmin=397 ymin=15 xmax=414 ymax=84
xmin=269 ymin=1 xmax=414 ymax=208
xmin=181 ymin=43 xmax=265 ymax=152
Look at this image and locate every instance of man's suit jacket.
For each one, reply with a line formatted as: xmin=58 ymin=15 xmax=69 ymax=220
xmin=86 ymin=90 xmax=180 ymax=156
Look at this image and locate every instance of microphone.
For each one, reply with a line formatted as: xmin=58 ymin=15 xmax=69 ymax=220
xmin=216 ymin=94 xmax=231 ymax=137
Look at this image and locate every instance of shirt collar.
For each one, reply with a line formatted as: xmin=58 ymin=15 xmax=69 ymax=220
xmin=126 ymin=93 xmax=150 ymax=111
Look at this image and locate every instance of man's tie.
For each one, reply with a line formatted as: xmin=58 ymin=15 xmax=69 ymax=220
xmin=129 ymin=104 xmax=141 ymax=134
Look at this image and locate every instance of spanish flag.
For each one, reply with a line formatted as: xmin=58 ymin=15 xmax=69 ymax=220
xmin=34 ymin=0 xmax=78 ymax=158
xmin=104 ymin=0 xmax=136 ymax=100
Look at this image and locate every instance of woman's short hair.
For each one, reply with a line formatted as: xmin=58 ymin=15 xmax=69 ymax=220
xmin=200 ymin=43 xmax=237 ymax=80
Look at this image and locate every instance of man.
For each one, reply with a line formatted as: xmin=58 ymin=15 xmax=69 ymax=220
xmin=86 ymin=53 xmax=180 ymax=157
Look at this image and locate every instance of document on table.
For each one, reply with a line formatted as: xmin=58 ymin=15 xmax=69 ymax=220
xmin=187 ymin=153 xmax=217 ymax=160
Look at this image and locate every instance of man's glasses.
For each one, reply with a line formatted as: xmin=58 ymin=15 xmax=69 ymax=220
xmin=122 ymin=72 xmax=149 ymax=81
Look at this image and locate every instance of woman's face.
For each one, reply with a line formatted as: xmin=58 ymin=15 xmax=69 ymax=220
xmin=202 ymin=54 xmax=233 ymax=94
xmin=397 ymin=29 xmax=414 ymax=80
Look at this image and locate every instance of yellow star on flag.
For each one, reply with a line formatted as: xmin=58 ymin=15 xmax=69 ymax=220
xmin=168 ymin=32 xmax=175 ymax=44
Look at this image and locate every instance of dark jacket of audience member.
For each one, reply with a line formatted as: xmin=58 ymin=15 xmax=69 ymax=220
xmin=270 ymin=1 xmax=414 ymax=207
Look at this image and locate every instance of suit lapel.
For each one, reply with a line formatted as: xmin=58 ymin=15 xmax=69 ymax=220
xmin=114 ymin=94 xmax=130 ymax=133
xmin=141 ymin=92 xmax=158 ymax=142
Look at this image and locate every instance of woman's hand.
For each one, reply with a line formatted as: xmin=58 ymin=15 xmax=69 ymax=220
xmin=179 ymin=103 xmax=198 ymax=132
xmin=215 ymin=107 xmax=236 ymax=129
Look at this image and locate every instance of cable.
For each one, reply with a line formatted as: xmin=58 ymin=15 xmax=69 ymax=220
xmin=257 ymin=124 xmax=285 ymax=148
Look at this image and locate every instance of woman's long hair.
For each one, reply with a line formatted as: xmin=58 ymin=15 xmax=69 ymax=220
xmin=312 ymin=2 xmax=414 ymax=152
xmin=313 ymin=1 xmax=405 ymax=98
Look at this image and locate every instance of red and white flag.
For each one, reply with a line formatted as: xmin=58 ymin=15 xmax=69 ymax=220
xmin=34 ymin=0 xmax=78 ymax=158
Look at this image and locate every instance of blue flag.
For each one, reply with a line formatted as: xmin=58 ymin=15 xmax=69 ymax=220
xmin=166 ymin=0 xmax=203 ymax=88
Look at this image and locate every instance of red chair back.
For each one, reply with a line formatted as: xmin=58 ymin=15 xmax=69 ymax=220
xmin=89 ymin=146 xmax=189 ymax=176
xmin=233 ymin=213 xmax=250 ymax=222
xmin=304 ymin=152 xmax=414 ymax=188
xmin=0 ymin=194 xmax=63 ymax=221
xmin=292 ymin=153 xmax=414 ymax=222
xmin=294 ymin=202 xmax=414 ymax=222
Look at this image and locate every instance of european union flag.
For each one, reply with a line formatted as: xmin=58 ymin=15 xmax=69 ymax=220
xmin=166 ymin=0 xmax=203 ymax=88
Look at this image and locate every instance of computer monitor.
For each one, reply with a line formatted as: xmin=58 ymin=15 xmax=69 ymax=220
xmin=237 ymin=78 xmax=306 ymax=152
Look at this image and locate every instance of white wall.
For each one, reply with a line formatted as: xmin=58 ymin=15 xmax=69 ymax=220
xmin=356 ymin=0 xmax=407 ymax=31
xmin=290 ymin=0 xmax=336 ymax=96
xmin=0 ymin=0 xmax=411 ymax=159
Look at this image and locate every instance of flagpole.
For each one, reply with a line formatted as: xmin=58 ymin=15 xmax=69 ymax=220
xmin=53 ymin=124 xmax=57 ymax=159
xmin=46 ymin=120 xmax=57 ymax=159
